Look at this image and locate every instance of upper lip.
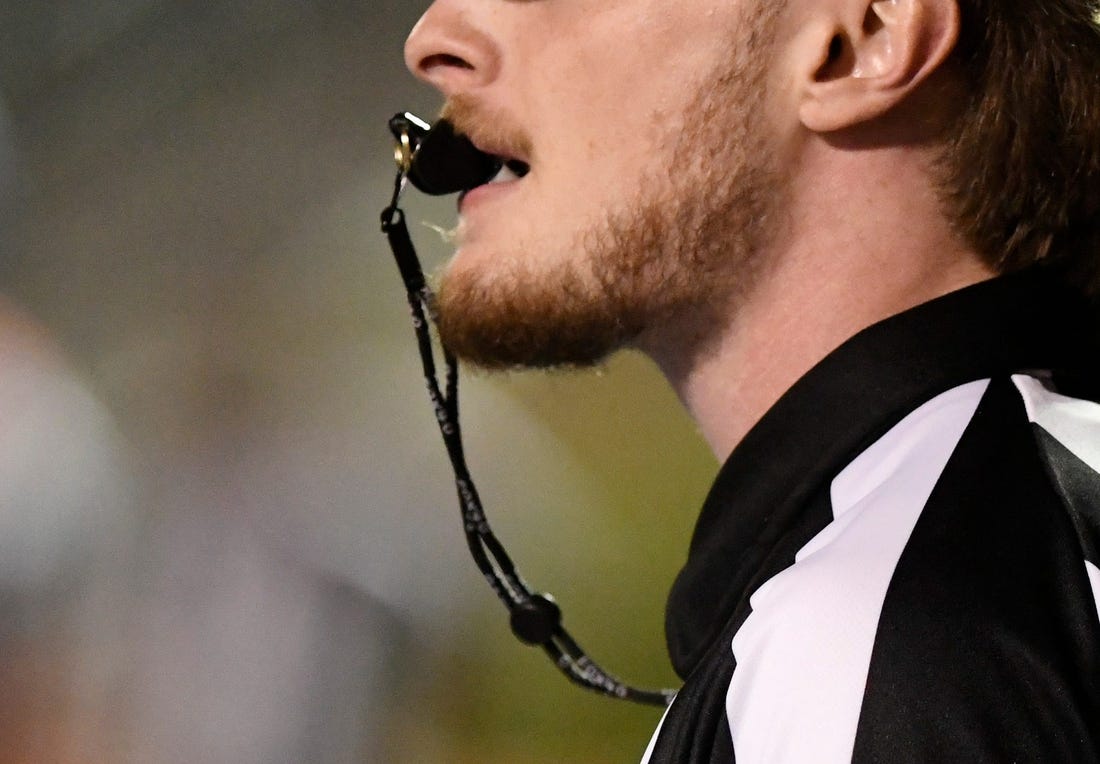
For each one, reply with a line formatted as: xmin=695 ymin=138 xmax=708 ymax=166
xmin=464 ymin=135 xmax=531 ymax=176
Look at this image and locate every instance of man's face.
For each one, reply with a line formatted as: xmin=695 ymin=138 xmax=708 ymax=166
xmin=405 ymin=0 xmax=784 ymax=368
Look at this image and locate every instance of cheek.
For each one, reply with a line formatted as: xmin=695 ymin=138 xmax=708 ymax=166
xmin=539 ymin=44 xmax=728 ymax=174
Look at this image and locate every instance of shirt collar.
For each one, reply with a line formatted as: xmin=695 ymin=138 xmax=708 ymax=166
xmin=665 ymin=270 xmax=1100 ymax=678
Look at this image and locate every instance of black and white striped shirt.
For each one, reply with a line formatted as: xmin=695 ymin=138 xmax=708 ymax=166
xmin=644 ymin=272 xmax=1100 ymax=762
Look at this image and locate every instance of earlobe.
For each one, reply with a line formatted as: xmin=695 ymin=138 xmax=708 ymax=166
xmin=797 ymin=0 xmax=959 ymax=134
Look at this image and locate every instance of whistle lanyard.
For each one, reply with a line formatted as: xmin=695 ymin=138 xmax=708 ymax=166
xmin=381 ymin=166 xmax=676 ymax=707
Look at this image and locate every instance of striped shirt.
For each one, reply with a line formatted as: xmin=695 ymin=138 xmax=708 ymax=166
xmin=644 ymin=271 xmax=1100 ymax=762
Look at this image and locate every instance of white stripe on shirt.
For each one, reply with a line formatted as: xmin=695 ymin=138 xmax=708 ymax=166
xmin=725 ymin=380 xmax=989 ymax=763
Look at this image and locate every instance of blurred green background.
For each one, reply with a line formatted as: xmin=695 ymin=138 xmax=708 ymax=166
xmin=0 ymin=1 xmax=717 ymax=761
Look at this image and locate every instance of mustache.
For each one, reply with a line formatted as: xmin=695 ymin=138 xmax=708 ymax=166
xmin=439 ymin=95 xmax=535 ymax=163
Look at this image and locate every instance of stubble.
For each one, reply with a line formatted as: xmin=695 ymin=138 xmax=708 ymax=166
xmin=434 ymin=6 xmax=784 ymax=370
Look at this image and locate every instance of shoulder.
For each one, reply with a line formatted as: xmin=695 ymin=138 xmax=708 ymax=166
xmin=844 ymin=374 xmax=1100 ymax=761
xmin=1011 ymin=374 xmax=1100 ymax=542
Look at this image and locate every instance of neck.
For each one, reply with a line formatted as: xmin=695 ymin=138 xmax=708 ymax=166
xmin=641 ymin=148 xmax=997 ymax=461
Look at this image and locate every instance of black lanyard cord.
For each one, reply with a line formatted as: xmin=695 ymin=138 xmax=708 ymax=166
xmin=381 ymin=178 xmax=676 ymax=708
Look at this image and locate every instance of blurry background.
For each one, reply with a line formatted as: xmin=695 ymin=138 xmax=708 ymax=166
xmin=0 ymin=1 xmax=716 ymax=761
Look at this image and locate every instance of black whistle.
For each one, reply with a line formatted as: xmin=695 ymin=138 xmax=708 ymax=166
xmin=389 ymin=112 xmax=502 ymax=196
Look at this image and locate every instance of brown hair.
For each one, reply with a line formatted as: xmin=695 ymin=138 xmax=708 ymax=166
xmin=939 ymin=1 xmax=1100 ymax=292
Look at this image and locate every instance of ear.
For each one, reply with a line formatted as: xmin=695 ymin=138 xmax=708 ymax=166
xmin=795 ymin=0 xmax=959 ymax=133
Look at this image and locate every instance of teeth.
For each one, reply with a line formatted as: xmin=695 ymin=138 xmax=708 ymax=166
xmin=489 ymin=163 xmax=521 ymax=184
xmin=487 ymin=159 xmax=530 ymax=185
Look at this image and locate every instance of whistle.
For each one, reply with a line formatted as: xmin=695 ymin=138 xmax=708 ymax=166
xmin=388 ymin=112 xmax=431 ymax=174
xmin=388 ymin=111 xmax=503 ymax=196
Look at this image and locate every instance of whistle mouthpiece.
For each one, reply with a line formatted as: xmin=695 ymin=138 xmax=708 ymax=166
xmin=388 ymin=112 xmax=502 ymax=196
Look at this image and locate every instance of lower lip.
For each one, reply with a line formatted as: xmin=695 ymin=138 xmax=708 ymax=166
xmin=458 ymin=179 xmax=522 ymax=214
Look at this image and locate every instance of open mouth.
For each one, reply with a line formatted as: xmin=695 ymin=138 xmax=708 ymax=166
xmin=458 ymin=154 xmax=530 ymax=211
xmin=490 ymin=158 xmax=531 ymax=184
